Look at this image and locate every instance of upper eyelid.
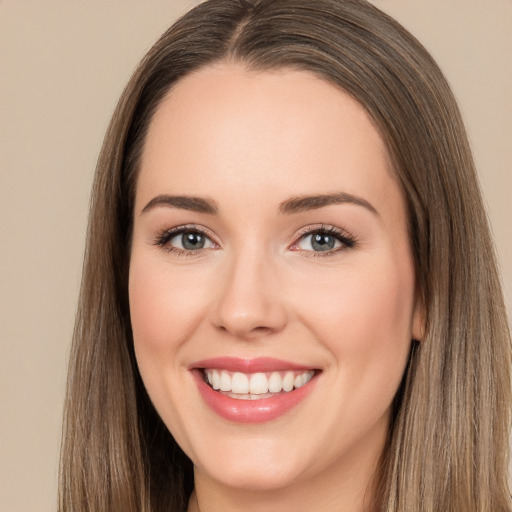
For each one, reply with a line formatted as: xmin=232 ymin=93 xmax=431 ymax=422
xmin=152 ymin=224 xmax=218 ymax=248
xmin=153 ymin=223 xmax=356 ymax=249
xmin=292 ymin=224 xmax=355 ymax=240
xmin=291 ymin=224 xmax=357 ymax=250
xmin=163 ymin=224 xmax=215 ymax=238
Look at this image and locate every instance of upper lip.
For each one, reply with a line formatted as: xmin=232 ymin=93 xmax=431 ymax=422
xmin=189 ymin=357 xmax=316 ymax=373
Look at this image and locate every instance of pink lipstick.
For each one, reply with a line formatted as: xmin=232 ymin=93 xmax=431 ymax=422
xmin=190 ymin=357 xmax=319 ymax=423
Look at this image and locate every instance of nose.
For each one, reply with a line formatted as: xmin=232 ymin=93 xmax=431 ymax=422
xmin=211 ymin=250 xmax=288 ymax=340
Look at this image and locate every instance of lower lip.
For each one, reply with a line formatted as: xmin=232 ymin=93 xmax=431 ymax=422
xmin=192 ymin=370 xmax=318 ymax=423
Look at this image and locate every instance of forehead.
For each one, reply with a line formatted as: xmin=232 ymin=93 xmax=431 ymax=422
xmin=137 ymin=63 xmax=402 ymax=220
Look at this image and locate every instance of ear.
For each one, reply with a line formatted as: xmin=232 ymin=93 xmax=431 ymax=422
xmin=411 ymin=294 xmax=426 ymax=341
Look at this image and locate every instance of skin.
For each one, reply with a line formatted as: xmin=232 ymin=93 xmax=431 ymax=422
xmin=129 ymin=63 xmax=423 ymax=512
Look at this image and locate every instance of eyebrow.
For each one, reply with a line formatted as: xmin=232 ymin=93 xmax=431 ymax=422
xmin=141 ymin=195 xmax=218 ymax=215
xmin=278 ymin=192 xmax=379 ymax=217
xmin=140 ymin=191 xmax=379 ymax=217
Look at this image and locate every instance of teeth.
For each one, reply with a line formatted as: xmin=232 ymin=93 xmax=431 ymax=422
xmin=268 ymin=372 xmax=282 ymax=393
xmin=294 ymin=373 xmax=304 ymax=388
xmin=282 ymin=372 xmax=294 ymax=392
xmin=249 ymin=373 xmax=269 ymax=394
xmin=211 ymin=371 xmax=220 ymax=390
xmin=231 ymin=372 xmax=249 ymax=394
xmin=203 ymin=369 xmax=315 ymax=397
xmin=219 ymin=371 xmax=231 ymax=392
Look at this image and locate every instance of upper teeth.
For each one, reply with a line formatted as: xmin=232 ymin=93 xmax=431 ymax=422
xmin=204 ymin=369 xmax=315 ymax=394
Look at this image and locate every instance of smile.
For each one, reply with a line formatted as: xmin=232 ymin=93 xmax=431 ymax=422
xmin=191 ymin=358 xmax=320 ymax=423
xmin=203 ymin=369 xmax=315 ymax=399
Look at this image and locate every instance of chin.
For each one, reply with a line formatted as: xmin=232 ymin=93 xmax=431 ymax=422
xmin=191 ymin=434 xmax=311 ymax=492
xmin=203 ymin=460 xmax=305 ymax=493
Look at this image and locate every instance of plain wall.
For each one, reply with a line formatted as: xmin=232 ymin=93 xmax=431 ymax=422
xmin=0 ymin=1 xmax=510 ymax=511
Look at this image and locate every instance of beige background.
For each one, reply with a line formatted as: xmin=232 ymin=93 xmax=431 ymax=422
xmin=1 ymin=1 xmax=510 ymax=511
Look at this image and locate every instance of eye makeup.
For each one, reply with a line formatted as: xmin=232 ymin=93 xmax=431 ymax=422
xmin=151 ymin=222 xmax=358 ymax=258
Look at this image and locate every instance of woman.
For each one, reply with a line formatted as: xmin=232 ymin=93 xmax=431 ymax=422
xmin=58 ymin=0 xmax=512 ymax=510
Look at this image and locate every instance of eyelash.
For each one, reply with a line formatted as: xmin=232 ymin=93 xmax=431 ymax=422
xmin=292 ymin=224 xmax=358 ymax=258
xmin=152 ymin=224 xmax=358 ymax=257
xmin=152 ymin=224 xmax=216 ymax=257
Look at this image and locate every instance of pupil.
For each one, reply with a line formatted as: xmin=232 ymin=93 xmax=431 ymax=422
xmin=312 ymin=233 xmax=335 ymax=251
xmin=182 ymin=232 xmax=205 ymax=250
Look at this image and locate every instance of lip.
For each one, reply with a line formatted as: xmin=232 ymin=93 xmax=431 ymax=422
xmin=190 ymin=356 xmax=313 ymax=373
xmin=190 ymin=357 xmax=319 ymax=423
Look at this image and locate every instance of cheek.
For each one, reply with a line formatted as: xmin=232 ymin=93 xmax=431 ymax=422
xmin=291 ymin=252 xmax=416 ymax=450
xmin=128 ymin=251 xmax=213 ymax=443
xmin=128 ymin=253 xmax=210 ymax=356
xmin=296 ymin=250 xmax=416 ymax=375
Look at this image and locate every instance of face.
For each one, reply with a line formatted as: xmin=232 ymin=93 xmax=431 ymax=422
xmin=129 ymin=64 xmax=423 ymax=496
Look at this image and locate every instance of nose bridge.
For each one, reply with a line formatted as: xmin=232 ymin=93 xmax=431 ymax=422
xmin=213 ymin=242 xmax=287 ymax=339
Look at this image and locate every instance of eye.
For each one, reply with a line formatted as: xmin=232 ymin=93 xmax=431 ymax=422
xmin=154 ymin=226 xmax=216 ymax=254
xmin=170 ymin=230 xmax=213 ymax=251
xmin=291 ymin=226 xmax=356 ymax=254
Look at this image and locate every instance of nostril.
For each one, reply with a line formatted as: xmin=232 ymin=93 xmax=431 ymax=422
xmin=216 ymin=323 xmax=276 ymax=340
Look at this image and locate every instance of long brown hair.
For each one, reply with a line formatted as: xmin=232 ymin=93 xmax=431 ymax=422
xmin=59 ymin=1 xmax=512 ymax=510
